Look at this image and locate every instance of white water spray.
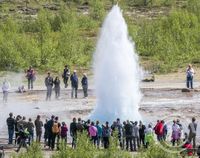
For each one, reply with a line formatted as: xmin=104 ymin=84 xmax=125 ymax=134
xmin=90 ymin=5 xmax=142 ymax=123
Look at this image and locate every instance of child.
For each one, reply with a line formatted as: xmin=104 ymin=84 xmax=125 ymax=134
xmin=181 ymin=141 xmax=193 ymax=157
xmin=60 ymin=122 xmax=68 ymax=144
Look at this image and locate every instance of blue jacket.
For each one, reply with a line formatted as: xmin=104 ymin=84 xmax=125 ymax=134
xmin=81 ymin=76 xmax=88 ymax=87
xmin=70 ymin=73 xmax=78 ymax=88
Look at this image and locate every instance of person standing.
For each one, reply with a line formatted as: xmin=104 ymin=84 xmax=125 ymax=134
xmin=34 ymin=115 xmax=43 ymax=143
xmin=6 ymin=113 xmax=15 ymax=144
xmin=70 ymin=118 xmax=77 ymax=149
xmin=89 ymin=122 xmax=97 ymax=145
xmin=102 ymin=122 xmax=112 ymax=149
xmin=26 ymin=66 xmax=35 ymax=90
xmin=124 ymin=120 xmax=133 ymax=151
xmin=139 ymin=121 xmax=146 ymax=146
xmin=54 ymin=76 xmax=60 ymax=99
xmin=60 ymin=122 xmax=68 ymax=144
xmin=70 ymin=70 xmax=78 ymax=99
xmin=171 ymin=120 xmax=180 ymax=146
xmin=188 ymin=117 xmax=197 ymax=151
xmin=47 ymin=115 xmax=55 ymax=149
xmin=96 ymin=121 xmax=102 ymax=148
xmin=27 ymin=118 xmax=34 ymax=145
xmin=45 ymin=72 xmax=54 ymax=101
xmin=186 ymin=64 xmax=195 ymax=89
xmin=132 ymin=121 xmax=140 ymax=151
xmin=163 ymin=120 xmax=168 ymax=141
xmin=44 ymin=119 xmax=49 ymax=147
xmin=51 ymin=117 xmax=61 ymax=150
xmin=145 ymin=124 xmax=154 ymax=148
xmin=62 ymin=65 xmax=70 ymax=88
xmin=2 ymin=79 xmax=10 ymax=103
xmin=81 ymin=73 xmax=88 ymax=98
xmin=15 ymin=125 xmax=29 ymax=152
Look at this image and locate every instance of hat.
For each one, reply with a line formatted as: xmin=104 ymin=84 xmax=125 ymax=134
xmin=74 ymin=70 xmax=77 ymax=73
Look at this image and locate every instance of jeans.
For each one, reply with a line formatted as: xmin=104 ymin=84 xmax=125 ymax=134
xmin=63 ymin=77 xmax=69 ymax=88
xmin=91 ymin=136 xmax=97 ymax=146
xmin=133 ymin=136 xmax=140 ymax=151
xmin=3 ymin=91 xmax=8 ymax=103
xmin=16 ymin=138 xmax=28 ymax=152
xmin=71 ymin=87 xmax=78 ymax=98
xmin=36 ymin=130 xmax=42 ymax=143
xmin=103 ymin=137 xmax=109 ymax=149
xmin=82 ymin=85 xmax=88 ymax=97
xmin=8 ymin=129 xmax=14 ymax=144
xmin=187 ymin=76 xmax=193 ymax=89
xmin=52 ymin=133 xmax=60 ymax=150
xmin=126 ymin=136 xmax=133 ymax=151
xmin=55 ymin=87 xmax=60 ymax=99
xmin=189 ymin=133 xmax=196 ymax=150
xmin=46 ymin=86 xmax=53 ymax=100
xmin=28 ymin=131 xmax=34 ymax=145
xmin=28 ymin=78 xmax=34 ymax=90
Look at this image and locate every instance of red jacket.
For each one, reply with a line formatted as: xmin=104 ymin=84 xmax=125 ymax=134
xmin=154 ymin=122 xmax=163 ymax=135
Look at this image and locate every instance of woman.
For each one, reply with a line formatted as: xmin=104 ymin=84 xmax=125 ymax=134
xmin=54 ymin=76 xmax=60 ymax=99
xmin=186 ymin=64 xmax=194 ymax=89
xmin=172 ymin=120 xmax=180 ymax=146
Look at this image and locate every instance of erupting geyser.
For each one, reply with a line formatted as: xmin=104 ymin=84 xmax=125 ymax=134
xmin=90 ymin=5 xmax=142 ymax=122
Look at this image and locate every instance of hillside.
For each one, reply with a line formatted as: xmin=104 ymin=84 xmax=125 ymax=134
xmin=0 ymin=0 xmax=200 ymax=73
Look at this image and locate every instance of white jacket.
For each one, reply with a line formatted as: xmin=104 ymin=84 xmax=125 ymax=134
xmin=2 ymin=81 xmax=10 ymax=92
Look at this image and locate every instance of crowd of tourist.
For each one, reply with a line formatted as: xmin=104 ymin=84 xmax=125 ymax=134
xmin=1 ymin=65 xmax=88 ymax=103
xmin=6 ymin=112 xmax=198 ymax=156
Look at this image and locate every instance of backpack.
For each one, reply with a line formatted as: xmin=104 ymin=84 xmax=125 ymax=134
xmin=103 ymin=127 xmax=110 ymax=137
xmin=61 ymin=126 xmax=67 ymax=137
xmin=52 ymin=122 xmax=60 ymax=134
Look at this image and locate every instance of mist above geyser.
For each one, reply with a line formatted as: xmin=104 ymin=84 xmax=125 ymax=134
xmin=90 ymin=5 xmax=142 ymax=122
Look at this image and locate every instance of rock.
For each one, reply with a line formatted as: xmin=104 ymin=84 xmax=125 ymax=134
xmin=182 ymin=88 xmax=191 ymax=92
xmin=9 ymin=8 xmax=15 ymax=12
xmin=43 ymin=4 xmax=59 ymax=11
xmin=142 ymin=75 xmax=155 ymax=82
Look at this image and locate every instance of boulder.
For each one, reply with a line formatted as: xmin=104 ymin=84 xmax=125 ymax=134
xmin=181 ymin=88 xmax=191 ymax=92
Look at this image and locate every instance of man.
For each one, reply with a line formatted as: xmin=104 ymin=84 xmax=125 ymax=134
xmin=124 ymin=120 xmax=133 ymax=151
xmin=70 ymin=70 xmax=78 ymax=98
xmin=102 ymin=122 xmax=112 ymax=149
xmin=188 ymin=117 xmax=197 ymax=151
xmin=115 ymin=118 xmax=123 ymax=148
xmin=186 ymin=64 xmax=194 ymax=89
xmin=70 ymin=118 xmax=77 ymax=149
xmin=34 ymin=115 xmax=43 ymax=143
xmin=16 ymin=125 xmax=29 ymax=152
xmin=6 ymin=113 xmax=15 ymax=144
xmin=139 ymin=121 xmax=146 ymax=146
xmin=96 ymin=121 xmax=102 ymax=148
xmin=132 ymin=121 xmax=140 ymax=151
xmin=27 ymin=118 xmax=34 ymax=145
xmin=26 ymin=66 xmax=35 ymax=90
xmin=81 ymin=73 xmax=88 ymax=98
xmin=45 ymin=72 xmax=54 ymax=101
xmin=62 ymin=65 xmax=70 ymax=88
xmin=2 ymin=79 xmax=10 ymax=103
xmin=47 ymin=115 xmax=55 ymax=149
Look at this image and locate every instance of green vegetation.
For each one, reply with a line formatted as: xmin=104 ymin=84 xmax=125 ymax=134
xmin=11 ymin=133 xmax=184 ymax=158
xmin=0 ymin=0 xmax=200 ymax=73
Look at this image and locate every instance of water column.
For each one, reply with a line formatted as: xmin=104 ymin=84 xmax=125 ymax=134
xmin=90 ymin=5 xmax=142 ymax=122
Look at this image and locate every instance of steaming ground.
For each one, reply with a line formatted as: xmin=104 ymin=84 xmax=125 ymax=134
xmin=1 ymin=72 xmax=200 ymax=157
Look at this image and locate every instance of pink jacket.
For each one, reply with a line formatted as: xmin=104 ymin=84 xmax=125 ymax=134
xmin=89 ymin=125 xmax=97 ymax=137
